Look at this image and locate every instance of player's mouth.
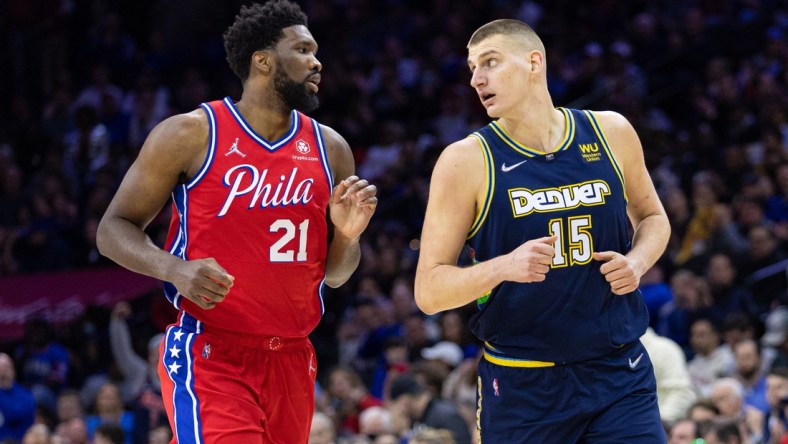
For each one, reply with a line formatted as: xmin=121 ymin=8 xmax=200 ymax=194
xmin=480 ymin=93 xmax=496 ymax=106
xmin=306 ymin=74 xmax=321 ymax=93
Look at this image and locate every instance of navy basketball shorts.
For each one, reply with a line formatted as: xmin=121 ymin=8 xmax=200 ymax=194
xmin=476 ymin=340 xmax=665 ymax=443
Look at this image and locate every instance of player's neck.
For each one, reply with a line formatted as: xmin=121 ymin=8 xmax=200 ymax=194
xmin=235 ymin=88 xmax=293 ymax=141
xmin=497 ymin=103 xmax=564 ymax=154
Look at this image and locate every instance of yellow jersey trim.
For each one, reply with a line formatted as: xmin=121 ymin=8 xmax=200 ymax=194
xmin=489 ymin=107 xmax=575 ymax=157
xmin=483 ymin=346 xmax=555 ymax=368
xmin=583 ymin=110 xmax=627 ymax=202
xmin=467 ymin=133 xmax=495 ymax=240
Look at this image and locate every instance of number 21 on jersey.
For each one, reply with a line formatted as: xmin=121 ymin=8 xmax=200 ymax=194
xmin=269 ymin=218 xmax=309 ymax=262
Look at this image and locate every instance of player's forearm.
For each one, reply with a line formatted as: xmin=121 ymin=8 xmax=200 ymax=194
xmin=628 ymin=213 xmax=671 ymax=276
xmin=97 ymin=216 xmax=185 ymax=283
xmin=324 ymin=233 xmax=360 ymax=288
xmin=415 ymin=256 xmax=507 ymax=315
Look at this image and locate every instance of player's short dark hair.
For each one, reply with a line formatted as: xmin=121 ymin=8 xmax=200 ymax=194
xmin=468 ymin=19 xmax=545 ymax=54
xmin=223 ymin=0 xmax=308 ymax=81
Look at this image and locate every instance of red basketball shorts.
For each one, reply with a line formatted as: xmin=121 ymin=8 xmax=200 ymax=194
xmin=158 ymin=313 xmax=317 ymax=443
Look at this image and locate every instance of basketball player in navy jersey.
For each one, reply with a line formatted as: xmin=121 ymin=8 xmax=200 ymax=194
xmin=415 ymin=19 xmax=670 ymax=442
xmin=97 ymin=1 xmax=376 ymax=442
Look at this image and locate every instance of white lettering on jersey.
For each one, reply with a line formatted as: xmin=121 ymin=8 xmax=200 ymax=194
xmin=509 ymin=180 xmax=610 ymax=216
xmin=218 ymin=165 xmax=314 ymax=216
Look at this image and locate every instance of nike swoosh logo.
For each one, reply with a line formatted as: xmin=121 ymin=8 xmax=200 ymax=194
xmin=501 ymin=160 xmax=528 ymax=172
xmin=628 ymin=353 xmax=644 ymax=369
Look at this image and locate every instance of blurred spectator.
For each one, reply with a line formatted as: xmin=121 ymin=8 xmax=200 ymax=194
xmin=327 ymin=366 xmax=383 ymax=436
xmin=147 ymin=426 xmax=171 ymax=444
xmin=705 ymin=253 xmax=756 ymax=319
xmin=94 ymin=422 xmax=125 ymax=444
xmin=55 ymin=389 xmax=83 ymax=424
xmin=53 ymin=417 xmax=88 ymax=444
xmin=720 ymin=313 xmax=765 ymax=370
xmin=370 ymin=337 xmax=409 ymax=400
xmin=408 ymin=427 xmax=456 ymax=444
xmin=641 ymin=327 xmax=698 ymax=423
xmin=21 ymin=423 xmax=52 ymax=444
xmin=435 ymin=311 xmax=478 ymax=360
xmin=403 ymin=313 xmax=437 ymax=363
xmin=108 ymin=302 xmax=166 ymax=431
xmin=743 ymin=226 xmax=787 ymax=312
xmin=640 ymin=263 xmax=675 ymax=329
xmin=673 ymin=172 xmax=722 ymax=268
xmin=760 ymin=367 xmax=788 ymax=443
xmin=709 ymin=378 xmax=763 ymax=442
xmin=0 ymin=353 xmax=36 ymax=441
xmin=357 ymin=121 xmax=404 ymax=181
xmin=702 ymin=419 xmax=743 ymax=444
xmin=406 ymin=361 xmax=447 ymax=400
xmin=388 ymin=374 xmax=470 ymax=444
xmin=71 ymin=65 xmax=123 ymax=113
xmin=668 ymin=418 xmax=700 ymax=444
xmin=419 ymin=341 xmax=463 ymax=376
xmin=688 ymin=318 xmax=735 ymax=397
xmin=688 ymin=398 xmax=720 ymax=424
xmin=14 ymin=318 xmax=70 ymax=412
xmin=659 ymin=269 xmax=714 ymax=352
xmin=441 ymin=353 xmax=479 ymax=432
xmin=62 ymin=105 xmax=110 ymax=194
xmin=731 ymin=339 xmax=769 ymax=413
xmin=85 ymin=382 xmax=135 ymax=444
xmin=763 ymin=307 xmax=788 ymax=371
xmin=359 ymin=406 xmax=394 ymax=440
xmin=309 ymin=411 xmax=337 ymax=444
xmin=125 ymin=75 xmax=171 ymax=152
xmin=765 ymin=163 xmax=788 ymax=225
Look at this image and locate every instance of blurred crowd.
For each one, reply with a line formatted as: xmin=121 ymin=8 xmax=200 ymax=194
xmin=1 ymin=0 xmax=787 ymax=443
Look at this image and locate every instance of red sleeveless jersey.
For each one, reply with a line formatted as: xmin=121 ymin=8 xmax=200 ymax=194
xmin=162 ymin=97 xmax=333 ymax=337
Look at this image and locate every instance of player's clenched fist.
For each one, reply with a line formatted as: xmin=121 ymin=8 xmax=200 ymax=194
xmin=593 ymin=251 xmax=643 ymax=295
xmin=167 ymin=257 xmax=234 ymax=310
xmin=504 ymin=235 xmax=557 ymax=283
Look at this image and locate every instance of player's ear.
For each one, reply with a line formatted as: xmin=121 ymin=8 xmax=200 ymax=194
xmin=251 ymin=50 xmax=273 ymax=76
xmin=528 ymin=50 xmax=544 ymax=74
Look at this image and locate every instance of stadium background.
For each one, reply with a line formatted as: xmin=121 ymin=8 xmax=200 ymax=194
xmin=0 ymin=0 xmax=786 ymax=442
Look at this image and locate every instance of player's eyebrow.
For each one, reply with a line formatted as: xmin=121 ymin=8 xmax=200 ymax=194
xmin=468 ymin=49 xmax=500 ymax=66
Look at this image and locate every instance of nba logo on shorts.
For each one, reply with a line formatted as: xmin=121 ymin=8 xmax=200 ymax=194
xmin=296 ymin=139 xmax=310 ymax=154
xmin=202 ymin=343 xmax=212 ymax=359
xmin=493 ymin=378 xmax=500 ymax=396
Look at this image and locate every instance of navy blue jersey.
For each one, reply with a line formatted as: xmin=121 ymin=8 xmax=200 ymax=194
xmin=466 ymin=108 xmax=649 ymax=364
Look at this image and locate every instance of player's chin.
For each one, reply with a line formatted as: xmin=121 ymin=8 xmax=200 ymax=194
xmin=484 ymin=105 xmax=501 ymax=118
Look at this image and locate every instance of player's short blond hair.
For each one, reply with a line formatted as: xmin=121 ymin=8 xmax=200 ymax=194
xmin=468 ymin=19 xmax=545 ymax=56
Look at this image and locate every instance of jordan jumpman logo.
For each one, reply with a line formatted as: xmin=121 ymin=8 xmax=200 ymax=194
xmin=225 ymin=138 xmax=246 ymax=157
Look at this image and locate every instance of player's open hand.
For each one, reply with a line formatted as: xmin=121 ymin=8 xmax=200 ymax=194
xmin=593 ymin=251 xmax=642 ymax=295
xmin=329 ymin=175 xmax=378 ymax=240
xmin=505 ymin=235 xmax=557 ymax=283
xmin=168 ymin=257 xmax=234 ymax=310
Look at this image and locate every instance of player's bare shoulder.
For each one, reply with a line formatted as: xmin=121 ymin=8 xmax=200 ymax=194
xmin=587 ymin=110 xmax=642 ymax=166
xmin=427 ymin=135 xmax=487 ymax=208
xmin=433 ymin=136 xmax=487 ymax=187
xmin=318 ymin=123 xmax=354 ymax=180
xmin=591 ymin=110 xmax=632 ymax=133
xmin=317 ymin=124 xmax=350 ymax=155
xmin=140 ymin=108 xmax=211 ymax=179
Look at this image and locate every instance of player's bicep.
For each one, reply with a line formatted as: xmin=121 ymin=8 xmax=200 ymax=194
xmin=104 ymin=115 xmax=205 ymax=229
xmin=596 ymin=112 xmax=666 ymax=228
xmin=320 ymin=124 xmax=355 ymax=183
xmin=419 ymin=140 xmax=484 ymax=269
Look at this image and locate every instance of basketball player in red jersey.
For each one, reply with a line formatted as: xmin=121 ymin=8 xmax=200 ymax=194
xmin=96 ymin=1 xmax=377 ymax=442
